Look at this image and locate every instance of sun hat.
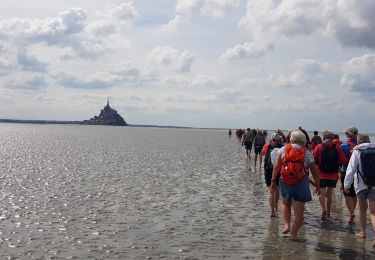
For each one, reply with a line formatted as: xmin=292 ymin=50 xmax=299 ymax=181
xmin=345 ymin=127 xmax=358 ymax=136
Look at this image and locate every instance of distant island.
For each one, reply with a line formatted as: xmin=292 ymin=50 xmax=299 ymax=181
xmin=0 ymin=99 xmax=227 ymax=130
xmin=81 ymin=99 xmax=127 ymax=126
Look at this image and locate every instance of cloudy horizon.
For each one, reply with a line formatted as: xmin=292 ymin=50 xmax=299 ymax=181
xmin=1 ymin=0 xmax=375 ymax=132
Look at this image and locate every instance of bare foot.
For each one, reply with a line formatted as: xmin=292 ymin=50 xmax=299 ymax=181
xmin=290 ymin=237 xmax=306 ymax=242
xmin=348 ymin=214 xmax=355 ymax=224
xmin=321 ymin=211 xmax=327 ymax=221
xmin=355 ymin=232 xmax=366 ymax=238
xmin=282 ymin=226 xmax=290 ymax=234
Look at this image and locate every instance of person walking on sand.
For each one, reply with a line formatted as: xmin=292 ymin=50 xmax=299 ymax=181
xmin=242 ymin=128 xmax=254 ymax=160
xmin=344 ymin=134 xmax=375 ymax=246
xmin=254 ymin=130 xmax=266 ymax=168
xmin=311 ymin=131 xmax=322 ymax=151
xmin=236 ymin=129 xmax=244 ymax=142
xmin=228 ymin=129 xmax=232 ymax=139
xmin=299 ymin=126 xmax=311 ymax=148
xmin=314 ymin=130 xmax=348 ymax=221
xmin=340 ymin=127 xmax=358 ymax=224
xmin=276 ymin=129 xmax=287 ymax=145
xmin=271 ymin=130 xmax=320 ymax=241
xmin=262 ymin=132 xmax=283 ymax=217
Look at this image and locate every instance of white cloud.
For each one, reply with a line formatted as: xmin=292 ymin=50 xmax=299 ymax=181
xmin=17 ymin=49 xmax=48 ymax=72
xmin=54 ymin=62 xmax=142 ymax=89
xmin=176 ymin=0 xmax=240 ymax=18
xmin=239 ymin=0 xmax=375 ymax=49
xmin=57 ymin=7 xmax=87 ymax=34
xmin=56 ymin=71 xmax=121 ymax=89
xmin=295 ymin=59 xmax=327 ymax=75
xmin=1 ymin=1 xmax=375 ymax=131
xmin=0 ymin=8 xmax=87 ymax=45
xmin=220 ymin=42 xmax=273 ymax=62
xmin=0 ymin=53 xmax=16 ymax=75
xmin=162 ymin=74 xmax=218 ymax=89
xmin=110 ymin=62 xmax=141 ymax=82
xmin=270 ymin=71 xmax=307 ymax=88
xmin=327 ymin=0 xmax=375 ymax=49
xmin=159 ymin=15 xmax=185 ymax=33
xmin=0 ymin=58 xmax=14 ymax=71
xmin=107 ymin=1 xmax=138 ymax=22
xmin=239 ymin=59 xmax=328 ymax=89
xmin=5 ymin=74 xmax=46 ymax=90
xmin=148 ymin=46 xmax=194 ymax=73
xmin=341 ymin=54 xmax=375 ymax=96
xmin=161 ymin=0 xmax=240 ymax=33
xmin=87 ymin=20 xmax=117 ymax=36
xmin=239 ymin=0 xmax=326 ymax=39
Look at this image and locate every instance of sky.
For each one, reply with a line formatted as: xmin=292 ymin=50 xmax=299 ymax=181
xmin=0 ymin=0 xmax=375 ymax=132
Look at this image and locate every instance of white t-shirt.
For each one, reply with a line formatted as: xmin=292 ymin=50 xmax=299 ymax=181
xmin=270 ymin=147 xmax=280 ymax=166
xmin=277 ymin=144 xmax=315 ymax=166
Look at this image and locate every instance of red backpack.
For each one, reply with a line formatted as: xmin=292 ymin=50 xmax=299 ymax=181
xmin=281 ymin=144 xmax=308 ymax=185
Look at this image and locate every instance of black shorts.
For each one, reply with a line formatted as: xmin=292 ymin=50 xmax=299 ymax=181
xmin=340 ymin=172 xmax=356 ymax=197
xmin=254 ymin=145 xmax=263 ymax=154
xmin=320 ymin=179 xmax=337 ymax=188
xmin=244 ymin=142 xmax=253 ymax=150
xmin=265 ymin=169 xmax=280 ymax=187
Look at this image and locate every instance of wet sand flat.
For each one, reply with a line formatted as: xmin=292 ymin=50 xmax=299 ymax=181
xmin=0 ymin=124 xmax=374 ymax=259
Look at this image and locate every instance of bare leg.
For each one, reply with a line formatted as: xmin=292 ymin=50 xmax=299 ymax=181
xmin=356 ymin=198 xmax=368 ymax=238
xmin=319 ymin=187 xmax=327 ymax=220
xmin=345 ymin=196 xmax=357 ymax=223
xmin=290 ymin=201 xmax=305 ymax=240
xmin=282 ymin=199 xmax=292 ymax=234
xmin=259 ymin=154 xmax=263 ymax=168
xmin=326 ymin=187 xmax=333 ymax=218
xmin=369 ymin=201 xmax=375 ymax=247
xmin=269 ymin=187 xmax=279 ymax=217
xmin=275 ymin=186 xmax=280 ymax=211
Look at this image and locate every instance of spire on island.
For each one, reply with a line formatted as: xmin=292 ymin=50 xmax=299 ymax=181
xmin=81 ymin=99 xmax=127 ymax=126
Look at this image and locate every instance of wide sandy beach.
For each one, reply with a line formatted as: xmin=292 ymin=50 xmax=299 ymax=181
xmin=0 ymin=124 xmax=374 ymax=259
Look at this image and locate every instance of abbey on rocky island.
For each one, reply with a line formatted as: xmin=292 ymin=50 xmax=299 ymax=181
xmin=81 ymin=99 xmax=127 ymax=126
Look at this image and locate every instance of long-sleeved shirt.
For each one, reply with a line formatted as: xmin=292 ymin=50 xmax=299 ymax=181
xmin=344 ymin=143 xmax=375 ymax=194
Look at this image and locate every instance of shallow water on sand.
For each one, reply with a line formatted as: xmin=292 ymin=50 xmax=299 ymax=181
xmin=0 ymin=124 xmax=374 ymax=259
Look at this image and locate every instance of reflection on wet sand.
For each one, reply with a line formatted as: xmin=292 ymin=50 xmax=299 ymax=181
xmin=0 ymin=125 xmax=374 ymax=259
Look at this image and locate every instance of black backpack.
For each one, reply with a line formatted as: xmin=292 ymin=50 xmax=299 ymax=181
xmin=319 ymin=144 xmax=339 ymax=173
xmin=244 ymin=134 xmax=253 ymax=145
xmin=358 ymin=148 xmax=375 ymax=186
xmin=264 ymin=144 xmax=275 ymax=172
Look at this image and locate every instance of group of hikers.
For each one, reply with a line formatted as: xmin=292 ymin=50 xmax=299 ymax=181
xmin=228 ymin=127 xmax=375 ymax=245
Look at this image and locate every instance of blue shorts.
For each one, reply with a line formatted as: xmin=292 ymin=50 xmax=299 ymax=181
xmin=280 ymin=177 xmax=312 ymax=203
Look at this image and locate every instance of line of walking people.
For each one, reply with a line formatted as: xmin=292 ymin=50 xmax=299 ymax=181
xmin=233 ymin=127 xmax=375 ymax=244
